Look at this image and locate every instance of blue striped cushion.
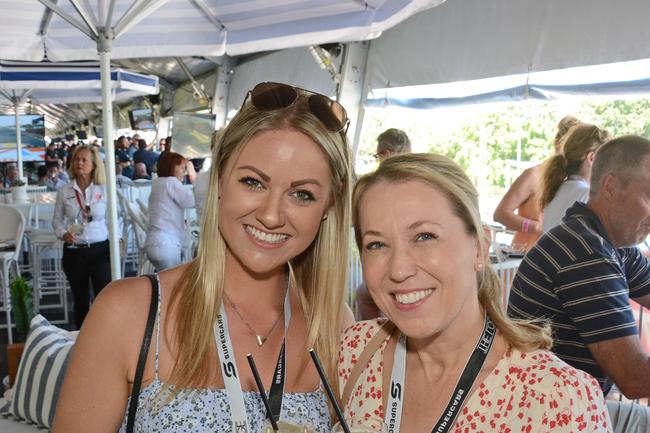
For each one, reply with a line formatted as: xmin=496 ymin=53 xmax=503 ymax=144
xmin=9 ymin=315 xmax=77 ymax=429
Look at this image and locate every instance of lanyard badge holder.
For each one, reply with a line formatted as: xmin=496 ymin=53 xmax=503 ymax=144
xmin=386 ymin=315 xmax=497 ymax=433
xmin=215 ymin=282 xmax=292 ymax=433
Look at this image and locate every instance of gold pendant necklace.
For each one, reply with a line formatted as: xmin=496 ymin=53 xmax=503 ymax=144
xmin=223 ymin=293 xmax=284 ymax=346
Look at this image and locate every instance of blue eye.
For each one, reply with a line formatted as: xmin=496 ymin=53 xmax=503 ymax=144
xmin=415 ymin=232 xmax=437 ymax=241
xmin=364 ymin=241 xmax=385 ymax=251
xmin=239 ymin=177 xmax=263 ymax=190
xmin=292 ymin=189 xmax=316 ymax=203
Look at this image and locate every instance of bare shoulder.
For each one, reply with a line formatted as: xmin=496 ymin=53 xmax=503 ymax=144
xmin=517 ymin=165 xmax=541 ymax=187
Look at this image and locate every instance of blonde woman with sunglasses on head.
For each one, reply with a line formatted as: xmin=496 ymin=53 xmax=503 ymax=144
xmin=53 ymin=82 xmax=355 ymax=433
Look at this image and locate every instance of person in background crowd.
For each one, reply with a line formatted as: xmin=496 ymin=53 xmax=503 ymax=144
xmin=115 ymin=136 xmax=134 ymax=179
xmin=157 ymin=137 xmax=166 ymax=153
xmin=46 ymin=161 xmax=68 ymax=191
xmin=52 ymin=145 xmax=111 ymax=329
xmin=508 ymin=135 xmax=650 ymax=432
xmin=373 ymin=127 xmax=411 ymax=161
xmin=493 ymin=115 xmax=582 ymax=250
xmin=539 ymin=123 xmax=609 ymax=232
xmin=36 ymin=164 xmax=48 ymax=186
xmin=341 ymin=152 xmax=611 ymax=432
xmin=114 ymin=164 xmax=133 ymax=188
xmin=145 ymin=152 xmax=195 ymax=271
xmin=45 ymin=141 xmax=60 ymax=164
xmin=3 ymin=164 xmax=18 ymax=188
xmin=133 ymin=138 xmax=158 ymax=177
xmin=53 ymin=82 xmax=354 ymax=433
xmin=356 ymin=128 xmax=412 ymax=320
xmin=133 ymin=162 xmax=151 ymax=181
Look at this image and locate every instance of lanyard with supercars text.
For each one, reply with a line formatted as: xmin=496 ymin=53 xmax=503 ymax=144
xmin=385 ymin=315 xmax=496 ymax=433
xmin=215 ymin=285 xmax=291 ymax=432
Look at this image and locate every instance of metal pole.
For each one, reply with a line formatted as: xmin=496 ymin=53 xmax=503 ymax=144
xmin=14 ymin=102 xmax=24 ymax=180
xmin=98 ymin=29 xmax=121 ymax=280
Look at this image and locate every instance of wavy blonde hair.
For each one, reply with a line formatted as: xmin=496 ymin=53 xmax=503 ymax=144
xmin=352 ymin=153 xmax=552 ymax=352
xmin=538 ymin=123 xmax=609 ymax=209
xmin=169 ymin=89 xmax=353 ymax=394
xmin=68 ymin=145 xmax=105 ymax=185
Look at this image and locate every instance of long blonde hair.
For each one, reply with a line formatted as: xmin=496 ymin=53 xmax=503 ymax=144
xmin=169 ymin=89 xmax=353 ymax=393
xmin=353 ymin=153 xmax=552 ymax=352
xmin=538 ymin=123 xmax=608 ymax=210
xmin=68 ymin=145 xmax=105 ymax=185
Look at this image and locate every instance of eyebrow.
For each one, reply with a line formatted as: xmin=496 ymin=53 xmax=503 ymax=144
xmin=238 ymin=165 xmax=269 ymax=182
xmin=408 ymin=220 xmax=442 ymax=230
xmin=238 ymin=165 xmax=323 ymax=188
xmin=362 ymin=220 xmax=442 ymax=238
xmin=290 ymin=179 xmax=323 ymax=188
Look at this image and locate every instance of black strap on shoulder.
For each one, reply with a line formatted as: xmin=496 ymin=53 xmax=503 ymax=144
xmin=125 ymin=274 xmax=159 ymax=433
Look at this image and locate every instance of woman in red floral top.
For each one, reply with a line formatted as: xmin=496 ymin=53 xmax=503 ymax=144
xmin=338 ymin=153 xmax=611 ymax=433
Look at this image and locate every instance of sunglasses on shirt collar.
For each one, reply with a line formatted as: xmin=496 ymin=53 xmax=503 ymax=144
xmin=243 ymin=82 xmax=350 ymax=134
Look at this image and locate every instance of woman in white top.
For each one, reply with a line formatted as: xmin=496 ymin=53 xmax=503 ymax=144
xmin=145 ymin=151 xmax=196 ymax=271
xmin=539 ymin=123 xmax=609 ymax=232
xmin=52 ymin=145 xmax=110 ymax=328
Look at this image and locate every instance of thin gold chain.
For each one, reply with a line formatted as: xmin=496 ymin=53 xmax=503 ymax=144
xmin=223 ymin=292 xmax=284 ymax=346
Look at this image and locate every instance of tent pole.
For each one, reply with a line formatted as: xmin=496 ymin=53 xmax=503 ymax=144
xmin=14 ymin=101 xmax=24 ymax=180
xmin=98 ymin=29 xmax=121 ymax=280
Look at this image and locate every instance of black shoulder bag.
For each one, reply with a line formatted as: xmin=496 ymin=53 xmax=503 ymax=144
xmin=125 ymin=274 xmax=159 ymax=433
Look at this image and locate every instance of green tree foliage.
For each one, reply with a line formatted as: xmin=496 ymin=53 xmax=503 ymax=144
xmin=358 ymin=97 xmax=650 ymax=198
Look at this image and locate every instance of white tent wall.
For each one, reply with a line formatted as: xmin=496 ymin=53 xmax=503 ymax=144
xmin=172 ymin=69 xmax=219 ymax=113
xmin=227 ymin=47 xmax=341 ymax=112
xmin=366 ymin=0 xmax=650 ymax=90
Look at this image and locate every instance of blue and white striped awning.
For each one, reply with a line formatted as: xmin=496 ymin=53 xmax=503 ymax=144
xmin=0 ymin=61 xmax=159 ymax=104
xmin=0 ymin=0 xmax=444 ymax=61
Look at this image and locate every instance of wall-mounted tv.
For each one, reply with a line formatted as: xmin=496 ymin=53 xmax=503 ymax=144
xmin=76 ymin=130 xmax=88 ymax=140
xmin=0 ymin=114 xmax=45 ymax=161
xmin=128 ymin=108 xmax=156 ymax=131
xmin=93 ymin=125 xmax=103 ymax=138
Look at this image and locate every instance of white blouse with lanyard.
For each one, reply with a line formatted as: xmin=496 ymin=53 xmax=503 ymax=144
xmin=52 ymin=180 xmax=108 ymax=244
xmin=215 ymin=280 xmax=292 ymax=433
xmin=385 ymin=315 xmax=496 ymax=433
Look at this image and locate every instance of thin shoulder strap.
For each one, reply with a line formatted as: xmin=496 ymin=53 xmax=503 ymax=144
xmin=125 ymin=274 xmax=160 ymax=433
xmin=341 ymin=320 xmax=397 ymax=409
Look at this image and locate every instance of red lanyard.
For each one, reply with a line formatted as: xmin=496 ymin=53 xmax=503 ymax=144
xmin=74 ymin=189 xmax=90 ymax=222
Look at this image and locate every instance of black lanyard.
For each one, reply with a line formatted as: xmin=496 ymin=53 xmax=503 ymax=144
xmin=386 ymin=315 xmax=497 ymax=433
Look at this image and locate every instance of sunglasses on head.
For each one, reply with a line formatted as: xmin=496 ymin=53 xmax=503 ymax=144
xmin=245 ymin=82 xmax=349 ymax=134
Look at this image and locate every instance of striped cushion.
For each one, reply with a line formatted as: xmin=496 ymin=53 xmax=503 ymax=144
xmin=8 ymin=315 xmax=77 ymax=429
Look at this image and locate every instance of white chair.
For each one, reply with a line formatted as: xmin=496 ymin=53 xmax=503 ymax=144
xmin=136 ymin=197 xmax=149 ymax=219
xmin=27 ymin=229 xmax=69 ymax=325
xmin=125 ymin=201 xmax=154 ymax=276
xmin=0 ymin=205 xmax=26 ymax=343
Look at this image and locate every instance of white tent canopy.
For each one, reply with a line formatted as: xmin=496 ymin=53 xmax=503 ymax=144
xmin=0 ymin=0 xmax=444 ymax=280
xmin=1 ymin=0 xmax=444 ymax=62
xmin=365 ymin=0 xmax=650 ymax=90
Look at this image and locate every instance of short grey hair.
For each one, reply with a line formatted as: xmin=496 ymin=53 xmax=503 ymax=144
xmin=376 ymin=128 xmax=411 ymax=155
xmin=590 ymin=135 xmax=650 ymax=196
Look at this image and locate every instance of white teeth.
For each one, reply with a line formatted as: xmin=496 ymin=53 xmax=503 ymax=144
xmin=245 ymin=225 xmax=289 ymax=244
xmin=394 ymin=289 xmax=433 ymax=305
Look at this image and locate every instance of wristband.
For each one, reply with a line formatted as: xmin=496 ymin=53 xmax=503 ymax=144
xmin=521 ymin=218 xmax=531 ymax=233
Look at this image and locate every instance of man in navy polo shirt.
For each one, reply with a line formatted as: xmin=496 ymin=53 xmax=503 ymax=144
xmin=508 ymin=135 xmax=650 ymax=429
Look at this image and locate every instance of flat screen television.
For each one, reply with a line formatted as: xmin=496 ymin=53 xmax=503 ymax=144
xmin=0 ymin=114 xmax=45 ymax=161
xmin=76 ymin=130 xmax=88 ymax=140
xmin=171 ymin=112 xmax=216 ymax=159
xmin=93 ymin=125 xmax=103 ymax=138
xmin=128 ymin=108 xmax=156 ymax=131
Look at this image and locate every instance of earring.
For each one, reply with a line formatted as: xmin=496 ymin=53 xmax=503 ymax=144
xmin=475 ymin=263 xmax=484 ymax=272
xmin=322 ymin=214 xmax=328 ymax=221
